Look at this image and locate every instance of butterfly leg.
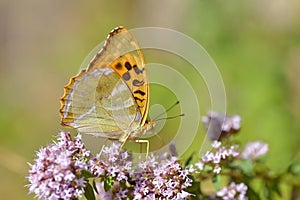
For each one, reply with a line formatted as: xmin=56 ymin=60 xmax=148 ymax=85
xmin=135 ymin=139 xmax=149 ymax=161
xmin=99 ymin=144 xmax=106 ymax=157
xmin=119 ymin=134 xmax=149 ymax=161
xmin=98 ymin=139 xmax=109 ymax=157
xmin=119 ymin=133 xmax=131 ymax=151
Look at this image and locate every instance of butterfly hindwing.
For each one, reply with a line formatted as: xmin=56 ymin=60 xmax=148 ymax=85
xmin=60 ymin=67 xmax=142 ymax=139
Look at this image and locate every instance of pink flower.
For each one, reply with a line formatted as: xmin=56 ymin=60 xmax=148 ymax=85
xmin=202 ymin=112 xmax=242 ymax=140
xmin=26 ymin=132 xmax=89 ymax=200
xmin=196 ymin=140 xmax=239 ymax=174
xmin=242 ymin=141 xmax=268 ymax=161
xmin=216 ymin=182 xmax=248 ymax=200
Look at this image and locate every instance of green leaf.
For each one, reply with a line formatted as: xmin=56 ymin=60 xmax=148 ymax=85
xmin=92 ymin=179 xmax=98 ymax=194
xmin=184 ymin=153 xmax=194 ymax=167
xmin=212 ymin=174 xmax=221 ymax=191
xmin=271 ymin=179 xmax=281 ymax=197
xmin=247 ymin=186 xmax=260 ymax=200
xmin=255 ymin=154 xmax=268 ymax=163
xmin=264 ymin=180 xmax=281 ymax=199
xmin=185 ymin=179 xmax=203 ymax=200
xmin=288 ymin=162 xmax=300 ymax=176
xmin=186 ymin=179 xmax=201 ymax=195
xmin=120 ymin=180 xmax=127 ymax=189
xmin=203 ymin=165 xmax=213 ymax=172
xmin=263 ymin=184 xmax=271 ymax=199
xmin=84 ymin=181 xmax=96 ymax=200
xmin=104 ymin=176 xmax=114 ymax=192
xmin=82 ymin=170 xmax=94 ymax=179
xmin=230 ymin=159 xmax=254 ymax=177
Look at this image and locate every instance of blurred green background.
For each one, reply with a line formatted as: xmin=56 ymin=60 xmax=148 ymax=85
xmin=0 ymin=0 xmax=299 ymax=199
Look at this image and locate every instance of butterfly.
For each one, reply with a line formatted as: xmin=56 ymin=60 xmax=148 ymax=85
xmin=60 ymin=26 xmax=155 ymax=147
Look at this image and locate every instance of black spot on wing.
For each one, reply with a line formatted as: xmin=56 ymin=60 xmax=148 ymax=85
xmin=115 ymin=62 xmax=122 ymax=70
xmin=132 ymin=79 xmax=144 ymax=87
xmin=133 ymin=65 xmax=144 ymax=75
xmin=122 ymin=72 xmax=131 ymax=81
xmin=134 ymin=96 xmax=145 ymax=103
xmin=134 ymin=90 xmax=146 ymax=96
xmin=125 ymin=62 xmax=132 ymax=70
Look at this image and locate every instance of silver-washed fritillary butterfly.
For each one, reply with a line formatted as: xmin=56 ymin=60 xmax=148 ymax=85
xmin=60 ymin=26 xmax=155 ymax=146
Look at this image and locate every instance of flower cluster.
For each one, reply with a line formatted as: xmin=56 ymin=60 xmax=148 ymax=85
xmin=27 ymin=132 xmax=90 ymax=200
xmin=216 ymin=182 xmax=248 ymax=200
xmin=133 ymin=155 xmax=192 ymax=199
xmin=194 ymin=140 xmax=239 ymax=174
xmin=89 ymin=142 xmax=133 ymax=181
xmin=27 ymin=112 xmax=280 ymax=200
xmin=88 ymin=142 xmax=133 ymax=199
xmin=202 ymin=111 xmax=241 ymax=140
xmin=89 ymin=142 xmax=193 ymax=200
xmin=242 ymin=141 xmax=268 ymax=161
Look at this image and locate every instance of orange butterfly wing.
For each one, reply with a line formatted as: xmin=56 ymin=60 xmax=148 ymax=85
xmin=60 ymin=26 xmax=150 ymax=141
xmin=87 ymin=27 xmax=149 ymax=126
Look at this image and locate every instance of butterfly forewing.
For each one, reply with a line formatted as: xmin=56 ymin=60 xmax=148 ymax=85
xmin=87 ymin=27 xmax=149 ymax=126
xmin=60 ymin=26 xmax=150 ymax=141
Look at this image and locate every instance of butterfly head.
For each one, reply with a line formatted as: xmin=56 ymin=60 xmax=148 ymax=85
xmin=144 ymin=119 xmax=156 ymax=132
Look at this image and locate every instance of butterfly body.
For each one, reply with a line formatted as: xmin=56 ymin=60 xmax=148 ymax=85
xmin=60 ymin=26 xmax=154 ymax=143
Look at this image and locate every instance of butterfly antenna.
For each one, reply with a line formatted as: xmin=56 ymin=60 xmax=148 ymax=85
xmin=153 ymin=101 xmax=180 ymax=120
xmin=155 ymin=113 xmax=185 ymax=121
